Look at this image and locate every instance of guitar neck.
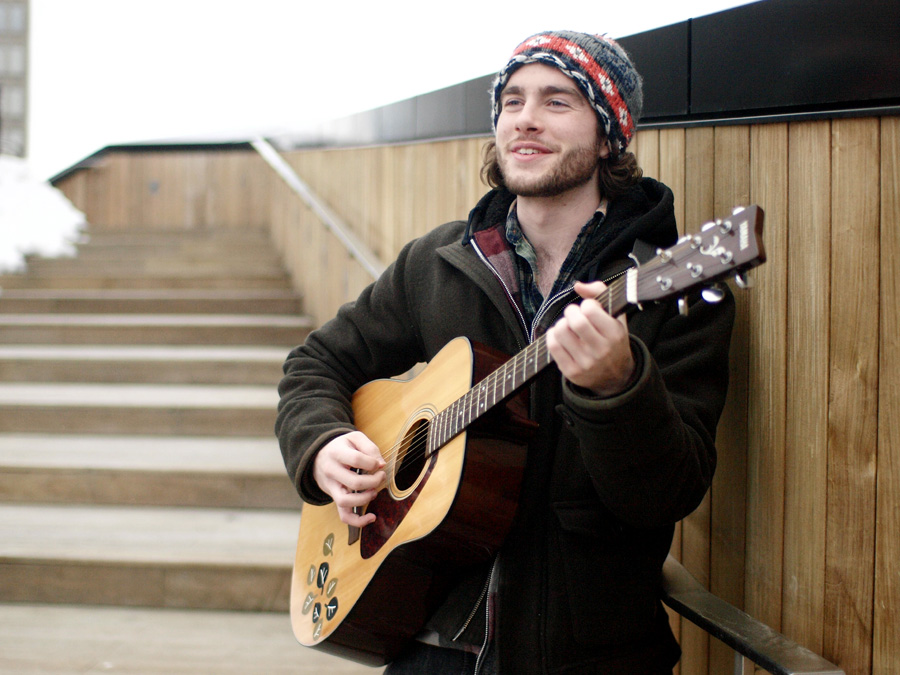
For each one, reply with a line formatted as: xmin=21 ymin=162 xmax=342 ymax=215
xmin=429 ymin=275 xmax=633 ymax=450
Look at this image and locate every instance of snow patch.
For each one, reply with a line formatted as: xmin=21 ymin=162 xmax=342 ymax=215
xmin=0 ymin=155 xmax=86 ymax=273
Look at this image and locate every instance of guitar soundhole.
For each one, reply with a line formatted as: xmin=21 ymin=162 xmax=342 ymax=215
xmin=394 ymin=418 xmax=429 ymax=492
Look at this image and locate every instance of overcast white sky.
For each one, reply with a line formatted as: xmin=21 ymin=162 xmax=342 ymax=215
xmin=26 ymin=0 xmax=758 ymax=180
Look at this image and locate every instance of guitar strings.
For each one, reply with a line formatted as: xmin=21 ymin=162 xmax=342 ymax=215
xmin=366 ymin=336 xmax=553 ymax=475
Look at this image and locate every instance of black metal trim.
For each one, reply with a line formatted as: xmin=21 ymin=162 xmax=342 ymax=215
xmin=661 ymin=555 xmax=844 ymax=675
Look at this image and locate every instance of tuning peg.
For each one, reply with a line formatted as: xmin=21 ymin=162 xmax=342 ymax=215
xmin=734 ymin=272 xmax=754 ymax=289
xmin=678 ymin=296 xmax=689 ymax=317
xmin=701 ymin=284 xmax=726 ymax=304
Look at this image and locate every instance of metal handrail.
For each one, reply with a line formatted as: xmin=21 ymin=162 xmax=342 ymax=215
xmin=661 ymin=555 xmax=844 ymax=675
xmin=251 ymin=138 xmax=386 ymax=281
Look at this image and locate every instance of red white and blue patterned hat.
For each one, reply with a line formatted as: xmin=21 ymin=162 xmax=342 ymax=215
xmin=491 ymin=31 xmax=643 ymax=156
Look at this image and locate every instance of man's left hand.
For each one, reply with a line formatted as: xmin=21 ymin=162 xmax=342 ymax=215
xmin=546 ymin=280 xmax=636 ymax=397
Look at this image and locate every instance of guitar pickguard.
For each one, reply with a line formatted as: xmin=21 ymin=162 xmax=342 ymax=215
xmin=360 ymin=450 xmax=439 ymax=559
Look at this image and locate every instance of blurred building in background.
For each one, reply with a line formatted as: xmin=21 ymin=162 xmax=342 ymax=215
xmin=0 ymin=0 xmax=28 ymax=157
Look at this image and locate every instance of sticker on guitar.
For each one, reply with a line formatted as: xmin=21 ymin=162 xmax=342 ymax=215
xmin=301 ymin=533 xmax=340 ymax=640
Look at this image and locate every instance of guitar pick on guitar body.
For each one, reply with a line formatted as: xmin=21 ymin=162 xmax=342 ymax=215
xmin=290 ymin=205 xmax=766 ymax=666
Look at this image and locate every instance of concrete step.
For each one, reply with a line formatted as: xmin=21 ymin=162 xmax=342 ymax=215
xmin=0 ymin=503 xmax=297 ymax=611
xmin=0 ymin=272 xmax=293 ymax=290
xmin=0 ymin=314 xmax=311 ymax=346
xmin=0 ymin=604 xmax=380 ymax=674
xmin=0 ymin=434 xmax=300 ymax=509
xmin=23 ymin=256 xmax=287 ymax=277
xmin=0 ymin=289 xmax=303 ymax=315
xmin=0 ymin=345 xmax=287 ymax=385
xmin=80 ymin=228 xmax=274 ymax=245
xmin=0 ymin=383 xmax=278 ymax=436
xmin=74 ymin=238 xmax=281 ymax=257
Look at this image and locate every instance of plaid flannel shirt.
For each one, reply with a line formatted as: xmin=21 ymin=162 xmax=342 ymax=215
xmin=505 ymin=202 xmax=607 ymax=327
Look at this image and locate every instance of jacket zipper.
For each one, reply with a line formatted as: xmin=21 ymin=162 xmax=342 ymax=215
xmin=471 ymin=240 xmax=529 ymax=347
xmin=473 ymin=556 xmax=499 ymax=675
xmin=529 ymin=266 xmax=632 ymax=343
xmin=452 ymin=568 xmax=491 ymax=642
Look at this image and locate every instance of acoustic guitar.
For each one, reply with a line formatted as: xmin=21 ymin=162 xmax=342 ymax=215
xmin=290 ymin=205 xmax=766 ymax=665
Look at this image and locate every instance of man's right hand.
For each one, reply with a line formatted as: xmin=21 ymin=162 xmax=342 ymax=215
xmin=312 ymin=431 xmax=386 ymax=528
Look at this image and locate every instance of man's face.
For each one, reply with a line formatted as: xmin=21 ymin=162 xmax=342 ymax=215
xmin=495 ymin=63 xmax=609 ymax=198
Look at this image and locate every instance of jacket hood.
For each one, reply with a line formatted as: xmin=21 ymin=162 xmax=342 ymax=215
xmin=462 ymin=178 xmax=677 ymax=280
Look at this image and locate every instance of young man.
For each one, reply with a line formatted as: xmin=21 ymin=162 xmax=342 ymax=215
xmin=277 ymin=31 xmax=734 ymax=674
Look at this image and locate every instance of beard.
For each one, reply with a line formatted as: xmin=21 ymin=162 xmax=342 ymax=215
xmin=499 ymin=138 xmax=603 ymax=198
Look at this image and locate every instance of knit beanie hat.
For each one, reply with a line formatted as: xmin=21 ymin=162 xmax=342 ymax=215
xmin=491 ymin=31 xmax=643 ymax=156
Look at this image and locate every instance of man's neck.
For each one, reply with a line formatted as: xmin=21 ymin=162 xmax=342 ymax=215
xmin=514 ymin=181 xmax=604 ymax=297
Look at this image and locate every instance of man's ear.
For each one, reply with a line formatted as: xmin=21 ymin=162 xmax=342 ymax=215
xmin=599 ymin=138 xmax=611 ymax=159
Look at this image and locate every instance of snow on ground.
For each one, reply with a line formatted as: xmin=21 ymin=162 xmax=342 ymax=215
xmin=0 ymin=155 xmax=86 ymax=273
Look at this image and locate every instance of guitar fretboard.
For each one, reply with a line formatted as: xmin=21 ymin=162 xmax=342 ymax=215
xmin=427 ymin=274 xmax=633 ymax=452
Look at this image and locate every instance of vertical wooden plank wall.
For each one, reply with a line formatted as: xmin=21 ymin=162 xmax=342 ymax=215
xmin=875 ymin=116 xmax=900 ymax=675
xmin=55 ymin=150 xmax=273 ymax=230
xmin=680 ymin=126 xmax=716 ymax=674
xmin=710 ymin=126 xmax=752 ymax=674
xmin=50 ymin=115 xmax=899 ymax=674
xmin=825 ymin=118 xmax=880 ymax=675
xmin=783 ymin=120 xmax=830 ymax=659
xmin=278 ymin=120 xmax=892 ymax=674
xmin=744 ymin=123 xmax=790 ymax=675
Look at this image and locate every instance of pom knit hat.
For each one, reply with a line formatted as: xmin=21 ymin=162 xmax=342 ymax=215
xmin=491 ymin=31 xmax=643 ymax=156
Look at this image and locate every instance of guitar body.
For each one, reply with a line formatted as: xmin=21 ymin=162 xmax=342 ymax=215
xmin=290 ymin=337 xmax=533 ymax=665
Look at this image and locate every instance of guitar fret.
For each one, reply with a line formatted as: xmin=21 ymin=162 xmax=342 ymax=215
xmin=438 ymin=406 xmax=447 ymax=449
xmin=448 ymin=400 xmax=458 ymax=443
xmin=431 ymin=411 xmax=438 ymax=450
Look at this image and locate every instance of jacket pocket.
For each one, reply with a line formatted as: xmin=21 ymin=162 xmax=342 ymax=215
xmin=552 ymin=500 xmax=661 ymax=647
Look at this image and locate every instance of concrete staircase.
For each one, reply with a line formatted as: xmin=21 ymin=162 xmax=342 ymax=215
xmin=0 ymin=228 xmax=378 ymax=673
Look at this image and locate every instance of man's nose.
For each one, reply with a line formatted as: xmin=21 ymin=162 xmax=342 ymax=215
xmin=515 ymin=101 xmax=543 ymax=132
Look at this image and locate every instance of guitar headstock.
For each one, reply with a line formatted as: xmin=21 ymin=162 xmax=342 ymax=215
xmin=635 ymin=205 xmax=765 ymax=305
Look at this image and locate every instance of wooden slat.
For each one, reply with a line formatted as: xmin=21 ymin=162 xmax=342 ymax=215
xmin=684 ymin=127 xmax=716 ymax=237
xmin=107 ymin=153 xmax=128 ymax=228
xmin=655 ymin=127 xmax=687 ymax=671
xmin=782 ymin=120 xmax=831 ymax=655
xmin=659 ymin=128 xmax=686 ymax=235
xmin=710 ymin=124 xmax=751 ymax=675
xmin=634 ymin=128 xmax=661 ymax=180
xmin=378 ymin=145 xmax=401 ymax=261
xmin=679 ymin=125 xmax=716 ymax=675
xmin=745 ymin=122 xmax=789 ymax=633
xmin=825 ymin=117 xmax=879 ymax=674
xmin=874 ymin=117 xmax=899 ymax=675
xmin=396 ymin=144 xmax=418 ymax=258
